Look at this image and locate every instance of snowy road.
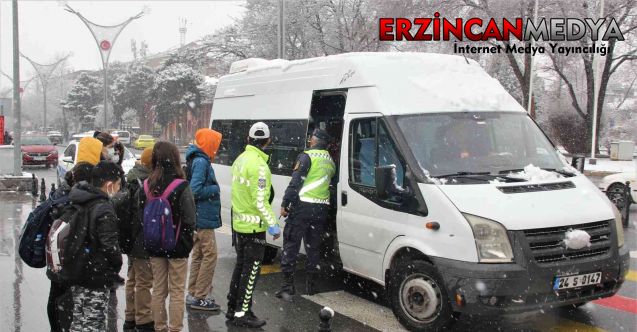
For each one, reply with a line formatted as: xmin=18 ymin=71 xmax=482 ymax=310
xmin=2 ymin=161 xmax=635 ymax=331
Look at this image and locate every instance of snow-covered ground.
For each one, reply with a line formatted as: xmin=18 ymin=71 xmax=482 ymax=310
xmin=583 ymin=158 xmax=636 ymax=174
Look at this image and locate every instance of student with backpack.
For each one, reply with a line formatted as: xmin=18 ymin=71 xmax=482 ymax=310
xmin=140 ymin=141 xmax=196 ymax=332
xmin=21 ymin=136 xmax=103 ymax=332
xmin=185 ymin=128 xmax=223 ymax=311
xmin=64 ymin=161 xmax=124 ymax=332
xmin=113 ymin=147 xmax=155 ymax=332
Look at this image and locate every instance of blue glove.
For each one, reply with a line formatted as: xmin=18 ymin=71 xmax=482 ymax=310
xmin=268 ymin=224 xmax=281 ymax=237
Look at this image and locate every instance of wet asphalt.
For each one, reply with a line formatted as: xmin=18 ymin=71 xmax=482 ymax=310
xmin=0 ymin=154 xmax=635 ymax=332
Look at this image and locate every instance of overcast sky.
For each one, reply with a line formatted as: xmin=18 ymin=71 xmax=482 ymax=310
xmin=0 ymin=0 xmax=246 ymax=82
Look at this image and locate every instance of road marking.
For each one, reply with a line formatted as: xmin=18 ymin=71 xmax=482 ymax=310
xmin=626 ymin=270 xmax=637 ymax=282
xmin=260 ymin=263 xmax=281 ymax=275
xmin=593 ymin=295 xmax=637 ymax=314
xmin=539 ymin=319 xmax=607 ymax=332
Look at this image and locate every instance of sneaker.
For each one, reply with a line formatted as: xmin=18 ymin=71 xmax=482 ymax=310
xmin=186 ymin=294 xmax=197 ymax=306
xmin=123 ymin=320 xmax=136 ymax=332
xmin=233 ymin=311 xmax=266 ymax=328
xmin=190 ymin=298 xmax=221 ymax=311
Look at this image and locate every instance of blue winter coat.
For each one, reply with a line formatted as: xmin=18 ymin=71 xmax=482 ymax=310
xmin=186 ymin=144 xmax=221 ymax=229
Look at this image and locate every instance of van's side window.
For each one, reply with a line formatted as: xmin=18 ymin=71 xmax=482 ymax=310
xmin=264 ymin=120 xmax=308 ymax=176
xmin=349 ymin=118 xmax=405 ymax=189
xmin=350 ymin=118 xmax=377 ymax=186
xmin=212 ymin=119 xmax=308 ymax=176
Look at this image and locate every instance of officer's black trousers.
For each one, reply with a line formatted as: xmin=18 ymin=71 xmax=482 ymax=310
xmin=280 ymin=202 xmax=329 ymax=274
xmin=227 ymin=232 xmax=265 ymax=315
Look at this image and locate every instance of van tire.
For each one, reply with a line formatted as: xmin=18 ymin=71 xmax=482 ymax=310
xmin=263 ymin=246 xmax=278 ymax=264
xmin=389 ymin=260 xmax=455 ymax=332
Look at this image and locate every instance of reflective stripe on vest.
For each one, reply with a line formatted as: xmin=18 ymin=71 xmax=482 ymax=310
xmin=233 ymin=211 xmax=261 ymax=224
xmin=299 ymin=150 xmax=335 ymax=205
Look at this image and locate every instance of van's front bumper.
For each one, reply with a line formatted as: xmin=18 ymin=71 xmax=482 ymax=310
xmin=431 ymin=245 xmax=630 ymax=315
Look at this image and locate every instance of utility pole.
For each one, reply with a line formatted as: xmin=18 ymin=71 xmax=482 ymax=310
xmin=12 ymin=0 xmax=21 ymax=176
xmin=277 ymin=0 xmax=285 ymax=59
xmin=526 ymin=0 xmax=539 ymax=119
xmin=590 ymin=0 xmax=605 ymax=165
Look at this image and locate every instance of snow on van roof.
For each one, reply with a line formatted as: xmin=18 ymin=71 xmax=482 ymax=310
xmin=219 ymin=52 xmax=525 ymax=114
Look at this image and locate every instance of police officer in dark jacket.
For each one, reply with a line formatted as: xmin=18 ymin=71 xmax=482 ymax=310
xmin=276 ymin=129 xmax=336 ymax=299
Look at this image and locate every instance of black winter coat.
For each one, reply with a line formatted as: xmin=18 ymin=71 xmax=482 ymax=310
xmin=113 ymin=164 xmax=150 ymax=259
xmin=68 ymin=182 xmax=123 ymax=289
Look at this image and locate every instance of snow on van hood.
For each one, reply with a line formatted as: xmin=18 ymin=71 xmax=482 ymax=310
xmin=430 ymin=175 xmax=615 ymax=230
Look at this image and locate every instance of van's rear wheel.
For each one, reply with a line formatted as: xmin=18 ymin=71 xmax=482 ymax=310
xmin=389 ymin=260 xmax=454 ymax=331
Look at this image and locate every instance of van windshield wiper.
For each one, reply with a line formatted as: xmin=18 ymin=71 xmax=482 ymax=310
xmin=541 ymin=168 xmax=576 ymax=177
xmin=434 ymin=172 xmax=492 ymax=181
xmin=435 ymin=172 xmax=527 ymax=183
xmin=498 ymin=168 xmax=575 ymax=177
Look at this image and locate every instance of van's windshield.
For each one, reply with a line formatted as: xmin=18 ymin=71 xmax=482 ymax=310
xmin=396 ymin=112 xmax=566 ymax=178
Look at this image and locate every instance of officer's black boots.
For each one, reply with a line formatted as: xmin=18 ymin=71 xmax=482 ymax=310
xmin=276 ymin=272 xmax=296 ymax=301
xmin=306 ymin=272 xmax=318 ymax=295
xmin=233 ymin=311 xmax=266 ymax=328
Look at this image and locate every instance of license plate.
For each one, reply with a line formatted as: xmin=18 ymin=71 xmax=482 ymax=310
xmin=33 ymin=156 xmax=46 ymax=161
xmin=553 ymin=272 xmax=602 ymax=290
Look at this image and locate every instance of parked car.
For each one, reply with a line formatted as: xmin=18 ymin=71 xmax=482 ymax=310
xmin=133 ymin=135 xmax=156 ymax=149
xmin=47 ymin=131 xmax=63 ymax=145
xmin=210 ymin=53 xmax=629 ymax=331
xmin=22 ymin=135 xmax=58 ymax=168
xmin=111 ymin=130 xmax=131 ymax=146
xmin=57 ymin=139 xmax=137 ymax=185
xmin=599 ymin=171 xmax=637 ymax=210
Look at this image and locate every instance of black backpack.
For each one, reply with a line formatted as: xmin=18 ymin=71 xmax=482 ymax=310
xmin=60 ymin=200 xmax=101 ymax=282
xmin=113 ymin=179 xmax=143 ymax=255
xmin=19 ymin=194 xmax=70 ymax=268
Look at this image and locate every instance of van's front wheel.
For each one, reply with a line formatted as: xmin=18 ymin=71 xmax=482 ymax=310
xmin=389 ymin=260 xmax=455 ymax=331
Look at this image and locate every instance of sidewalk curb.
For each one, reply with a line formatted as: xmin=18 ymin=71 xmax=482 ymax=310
xmin=0 ymin=174 xmax=35 ymax=192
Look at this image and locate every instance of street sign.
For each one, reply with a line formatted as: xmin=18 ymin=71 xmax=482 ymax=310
xmin=100 ymin=40 xmax=112 ymax=51
xmin=0 ymin=116 xmax=4 ymax=144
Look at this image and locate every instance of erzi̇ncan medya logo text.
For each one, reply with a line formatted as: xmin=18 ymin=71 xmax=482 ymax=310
xmin=379 ymin=12 xmax=625 ymax=56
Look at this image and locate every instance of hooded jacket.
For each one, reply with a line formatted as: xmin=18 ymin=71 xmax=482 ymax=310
xmin=113 ymin=163 xmax=150 ymax=258
xmin=76 ymin=137 xmax=103 ymax=166
xmin=186 ymin=129 xmax=222 ymax=230
xmin=68 ymin=182 xmax=122 ymax=289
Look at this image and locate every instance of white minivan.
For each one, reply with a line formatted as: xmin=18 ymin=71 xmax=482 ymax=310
xmin=209 ymin=53 xmax=629 ymax=331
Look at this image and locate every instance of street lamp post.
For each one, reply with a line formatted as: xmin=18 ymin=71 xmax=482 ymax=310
xmin=64 ymin=4 xmax=144 ymax=129
xmin=20 ymin=54 xmax=69 ymax=132
xmin=12 ymin=0 xmax=21 ymax=176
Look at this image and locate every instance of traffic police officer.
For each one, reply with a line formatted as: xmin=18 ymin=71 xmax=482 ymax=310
xmin=226 ymin=122 xmax=281 ymax=328
xmin=276 ymin=128 xmax=336 ymax=299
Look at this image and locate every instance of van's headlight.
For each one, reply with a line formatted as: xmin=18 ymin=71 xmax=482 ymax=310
xmin=464 ymin=214 xmax=514 ymax=263
xmin=612 ymin=206 xmax=625 ymax=248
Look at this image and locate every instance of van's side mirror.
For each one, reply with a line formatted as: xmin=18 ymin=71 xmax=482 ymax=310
xmin=375 ymin=165 xmax=396 ymax=200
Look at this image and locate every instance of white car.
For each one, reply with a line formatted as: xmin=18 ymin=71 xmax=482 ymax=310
xmin=57 ymin=139 xmax=137 ymax=185
xmin=111 ymin=130 xmax=132 ymax=146
xmin=599 ymin=171 xmax=637 ymax=210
